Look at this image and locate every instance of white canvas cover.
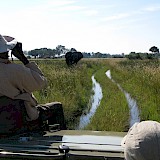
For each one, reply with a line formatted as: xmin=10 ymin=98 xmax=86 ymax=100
xmin=122 ymin=121 xmax=160 ymax=160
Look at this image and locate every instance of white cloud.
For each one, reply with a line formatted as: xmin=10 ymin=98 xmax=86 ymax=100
xmin=143 ymin=6 xmax=160 ymax=12
xmin=47 ymin=0 xmax=76 ymax=6
xmin=55 ymin=5 xmax=86 ymax=12
xmin=82 ymin=10 xmax=98 ymax=16
xmin=100 ymin=13 xmax=130 ymax=22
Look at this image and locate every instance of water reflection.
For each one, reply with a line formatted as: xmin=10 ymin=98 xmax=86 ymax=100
xmin=77 ymin=75 xmax=103 ymax=129
xmin=106 ymin=70 xmax=140 ymax=127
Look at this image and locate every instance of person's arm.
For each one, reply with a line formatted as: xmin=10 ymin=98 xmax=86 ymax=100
xmin=11 ymin=42 xmax=47 ymax=92
xmin=11 ymin=42 xmax=29 ymax=65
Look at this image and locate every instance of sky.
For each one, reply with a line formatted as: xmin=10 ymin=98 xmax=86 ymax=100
xmin=1 ymin=0 xmax=160 ymax=54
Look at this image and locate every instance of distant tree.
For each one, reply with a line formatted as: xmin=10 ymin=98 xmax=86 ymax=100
xmin=56 ymin=45 xmax=68 ymax=55
xmin=44 ymin=48 xmax=56 ymax=58
xmin=102 ymin=53 xmax=111 ymax=58
xmin=82 ymin=52 xmax=91 ymax=58
xmin=28 ymin=48 xmax=56 ymax=58
xmin=127 ymin=52 xmax=142 ymax=60
xmin=127 ymin=52 xmax=156 ymax=60
xmin=149 ymin=46 xmax=159 ymax=54
xmin=28 ymin=49 xmax=39 ymax=58
xmin=146 ymin=53 xmax=154 ymax=59
xmin=112 ymin=54 xmax=124 ymax=58
xmin=93 ymin=52 xmax=102 ymax=58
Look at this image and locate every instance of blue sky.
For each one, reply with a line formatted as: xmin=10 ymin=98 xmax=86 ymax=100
xmin=1 ymin=0 xmax=160 ymax=54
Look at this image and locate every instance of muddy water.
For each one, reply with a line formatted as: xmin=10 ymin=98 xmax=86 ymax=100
xmin=77 ymin=75 xmax=103 ymax=129
xmin=106 ymin=70 xmax=140 ymax=127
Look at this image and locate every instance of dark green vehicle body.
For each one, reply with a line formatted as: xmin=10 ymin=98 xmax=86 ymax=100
xmin=0 ymin=130 xmax=126 ymax=160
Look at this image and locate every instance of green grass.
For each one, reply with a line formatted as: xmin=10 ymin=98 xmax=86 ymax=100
xmin=32 ymin=59 xmax=102 ymax=129
xmin=86 ymin=66 xmax=129 ymax=132
xmin=107 ymin=59 xmax=160 ymax=122
xmin=13 ymin=58 xmax=160 ymax=131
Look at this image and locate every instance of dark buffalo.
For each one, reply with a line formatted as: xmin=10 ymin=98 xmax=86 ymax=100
xmin=65 ymin=51 xmax=83 ymax=66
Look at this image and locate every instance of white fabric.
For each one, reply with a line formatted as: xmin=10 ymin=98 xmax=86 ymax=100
xmin=0 ymin=60 xmax=47 ymax=121
xmin=122 ymin=121 xmax=160 ymax=160
xmin=0 ymin=34 xmax=17 ymax=53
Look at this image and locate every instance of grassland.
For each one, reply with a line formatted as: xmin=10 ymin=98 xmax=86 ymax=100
xmin=107 ymin=59 xmax=160 ymax=122
xmin=15 ymin=58 xmax=160 ymax=131
xmin=33 ymin=59 xmax=102 ymax=129
xmin=86 ymin=66 xmax=129 ymax=132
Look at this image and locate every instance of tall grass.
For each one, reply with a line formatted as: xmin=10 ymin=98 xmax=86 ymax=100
xmin=14 ymin=58 xmax=160 ymax=131
xmin=86 ymin=65 xmax=129 ymax=132
xmin=32 ymin=59 xmax=102 ymax=129
xmin=108 ymin=59 xmax=160 ymax=122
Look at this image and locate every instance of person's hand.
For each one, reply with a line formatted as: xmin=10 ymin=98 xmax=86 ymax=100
xmin=11 ymin=42 xmax=29 ymax=65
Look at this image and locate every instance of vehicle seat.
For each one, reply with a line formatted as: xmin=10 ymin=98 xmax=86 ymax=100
xmin=0 ymin=96 xmax=26 ymax=136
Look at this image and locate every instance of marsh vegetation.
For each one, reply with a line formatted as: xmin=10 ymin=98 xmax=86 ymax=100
xmin=24 ymin=58 xmax=160 ymax=131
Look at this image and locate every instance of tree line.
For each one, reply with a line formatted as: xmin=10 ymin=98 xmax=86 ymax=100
xmin=127 ymin=46 xmax=159 ymax=60
xmin=26 ymin=45 xmax=159 ymax=59
xmin=26 ymin=45 xmax=125 ymax=59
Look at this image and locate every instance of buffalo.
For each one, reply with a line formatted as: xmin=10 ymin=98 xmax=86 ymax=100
xmin=65 ymin=51 xmax=83 ymax=66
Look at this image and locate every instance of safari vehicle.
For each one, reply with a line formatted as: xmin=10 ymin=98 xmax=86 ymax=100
xmin=0 ymin=125 xmax=126 ymax=160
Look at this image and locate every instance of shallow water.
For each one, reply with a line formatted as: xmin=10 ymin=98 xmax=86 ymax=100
xmin=105 ymin=70 xmax=140 ymax=127
xmin=77 ymin=70 xmax=140 ymax=130
xmin=77 ymin=75 xmax=103 ymax=129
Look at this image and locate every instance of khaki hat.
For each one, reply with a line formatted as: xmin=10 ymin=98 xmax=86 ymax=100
xmin=122 ymin=121 xmax=160 ymax=160
xmin=0 ymin=34 xmax=17 ymax=53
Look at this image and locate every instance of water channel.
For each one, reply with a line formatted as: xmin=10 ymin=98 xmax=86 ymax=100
xmin=77 ymin=75 xmax=103 ymax=129
xmin=77 ymin=70 xmax=140 ymax=129
xmin=106 ymin=70 xmax=140 ymax=127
